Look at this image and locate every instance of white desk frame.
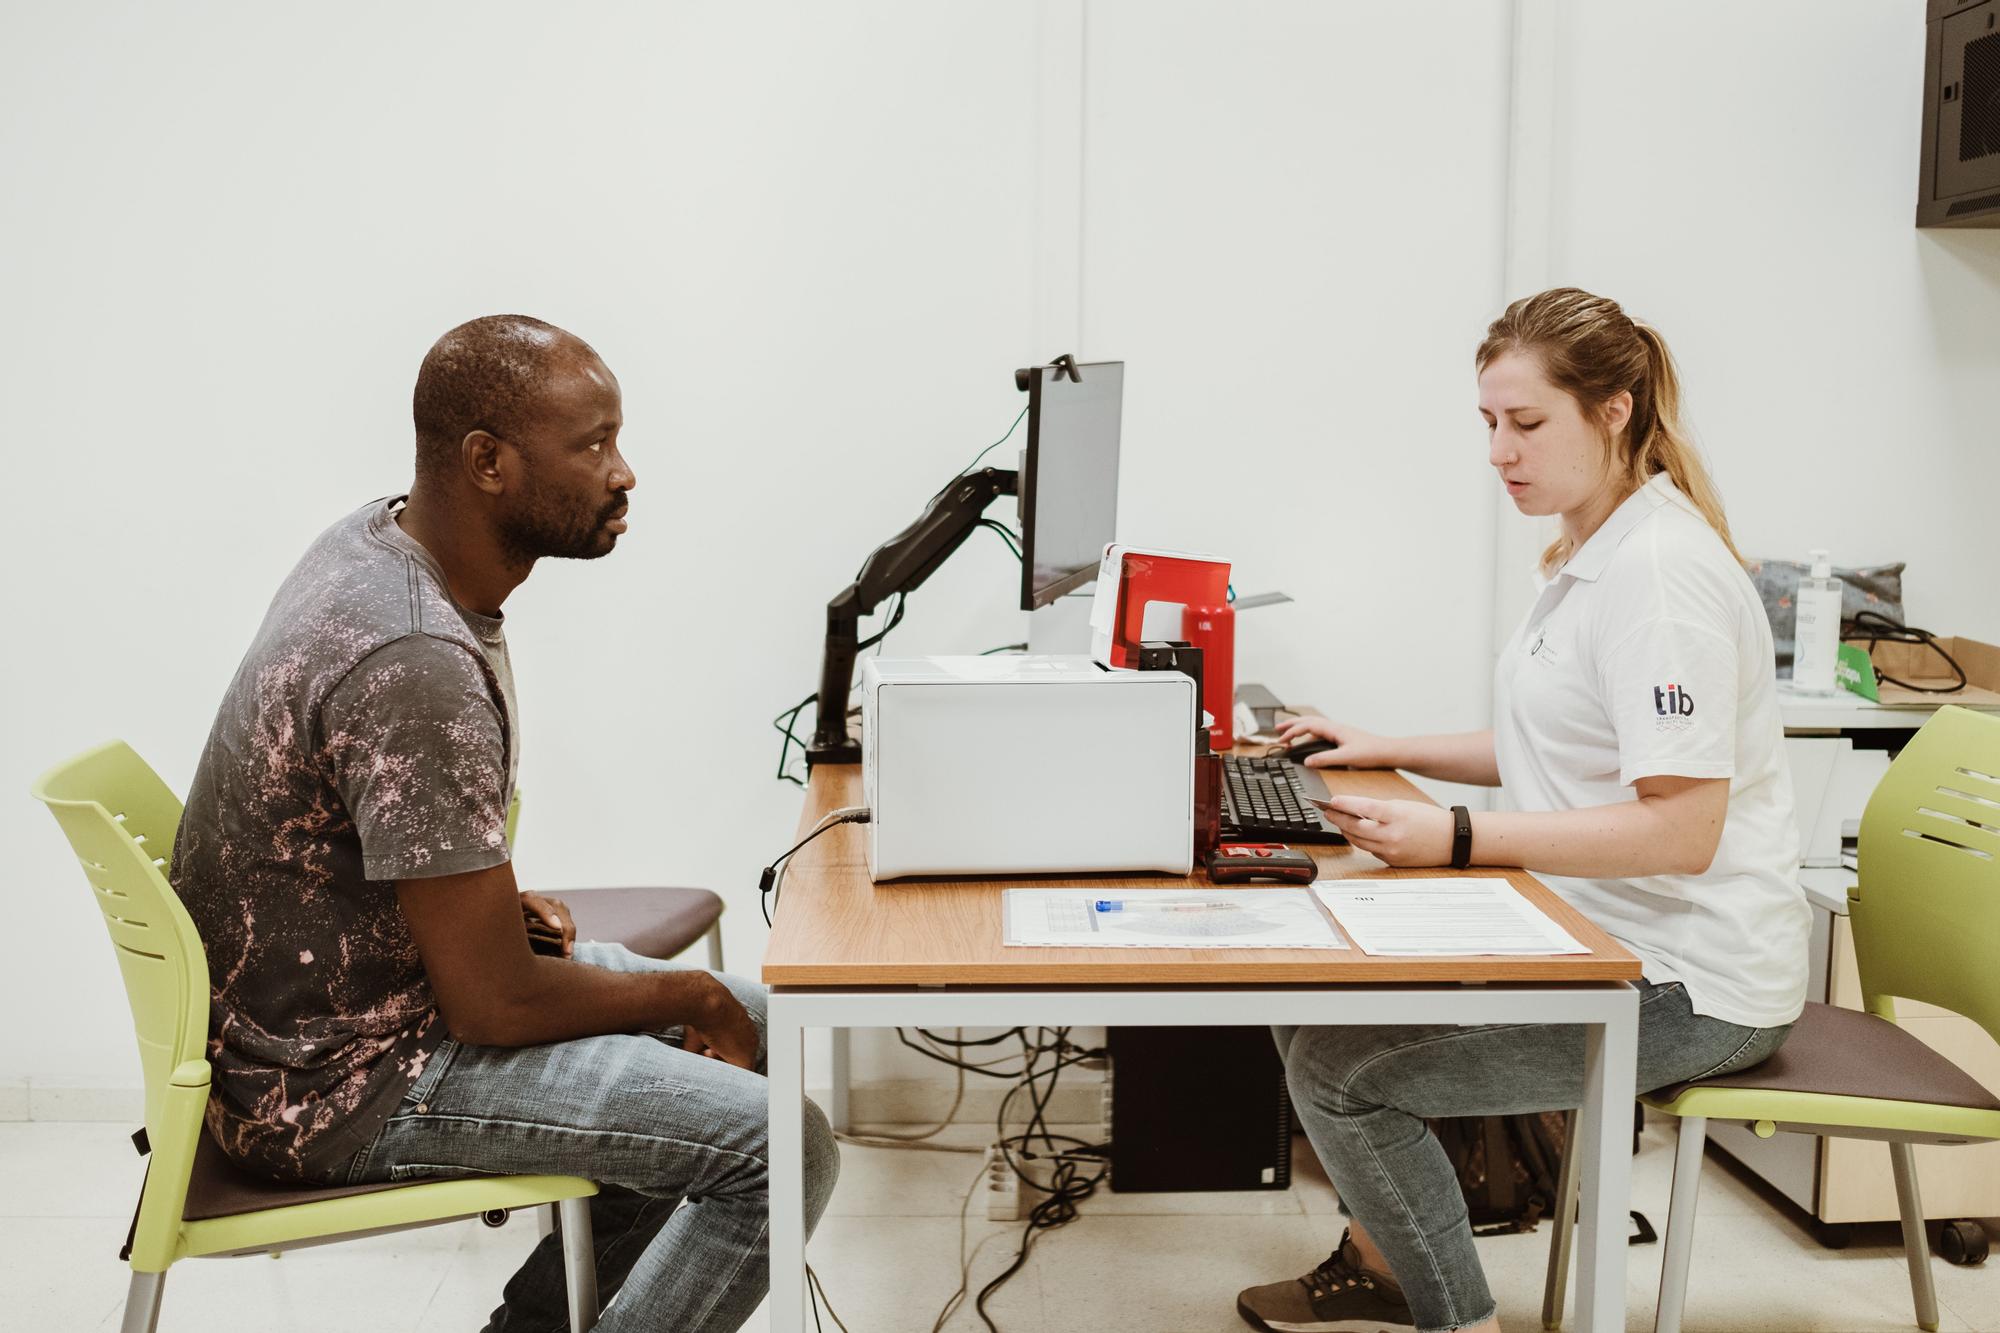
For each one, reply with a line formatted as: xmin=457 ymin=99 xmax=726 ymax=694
xmin=769 ymin=980 xmax=1639 ymax=1332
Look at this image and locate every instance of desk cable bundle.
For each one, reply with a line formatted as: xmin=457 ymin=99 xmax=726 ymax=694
xmin=847 ymin=1026 xmax=1109 ymax=1333
xmin=761 ymin=813 xmax=1111 ymax=1327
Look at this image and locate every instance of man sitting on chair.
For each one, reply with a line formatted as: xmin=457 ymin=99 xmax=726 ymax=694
xmin=170 ymin=314 xmax=838 ymax=1332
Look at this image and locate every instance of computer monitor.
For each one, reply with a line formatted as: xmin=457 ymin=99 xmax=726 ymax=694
xmin=1018 ymin=359 xmax=1123 ymax=610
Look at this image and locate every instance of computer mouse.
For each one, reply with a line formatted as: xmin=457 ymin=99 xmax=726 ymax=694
xmin=1282 ymin=738 xmax=1342 ymax=764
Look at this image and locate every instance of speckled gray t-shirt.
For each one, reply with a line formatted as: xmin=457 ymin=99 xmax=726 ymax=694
xmin=172 ymin=498 xmax=517 ymax=1181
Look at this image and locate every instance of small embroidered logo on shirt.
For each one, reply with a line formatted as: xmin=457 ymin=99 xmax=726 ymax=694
xmin=1653 ymin=683 xmax=1695 ymax=730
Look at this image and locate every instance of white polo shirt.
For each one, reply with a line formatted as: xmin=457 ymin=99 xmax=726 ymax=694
xmin=1493 ymin=473 xmax=1809 ymax=1029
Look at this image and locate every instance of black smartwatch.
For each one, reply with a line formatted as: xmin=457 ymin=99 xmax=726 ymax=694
xmin=1450 ymin=805 xmax=1474 ymax=869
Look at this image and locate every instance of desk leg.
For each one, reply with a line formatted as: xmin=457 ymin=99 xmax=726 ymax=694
xmin=768 ymin=996 xmax=807 ymax=1333
xmin=1572 ymin=992 xmax=1639 ymax=1332
xmin=829 ymin=1027 xmax=852 ymax=1133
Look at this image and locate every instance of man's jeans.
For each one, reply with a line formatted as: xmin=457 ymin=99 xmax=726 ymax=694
xmin=326 ymin=942 xmax=840 ymax=1333
xmin=1274 ymin=980 xmax=1791 ymax=1332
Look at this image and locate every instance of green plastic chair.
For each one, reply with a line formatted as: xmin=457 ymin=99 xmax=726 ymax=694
xmin=31 ymin=741 xmax=603 ymax=1333
xmin=1543 ymin=705 xmax=2000 ymax=1332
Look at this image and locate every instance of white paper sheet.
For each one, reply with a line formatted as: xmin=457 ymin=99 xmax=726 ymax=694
xmin=1003 ymin=888 xmax=1348 ymax=949
xmin=1311 ymin=878 xmax=1588 ymax=957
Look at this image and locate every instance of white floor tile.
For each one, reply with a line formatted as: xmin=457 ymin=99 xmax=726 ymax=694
xmin=411 ymin=1218 xmax=544 ymax=1331
xmin=0 ymin=1121 xmax=148 ymax=1217
xmin=825 ymin=1124 xmax=995 ymax=1218
xmin=2 ymin=1215 xmax=134 ymax=1331
xmin=1036 ymin=1214 xmax=1328 ymax=1331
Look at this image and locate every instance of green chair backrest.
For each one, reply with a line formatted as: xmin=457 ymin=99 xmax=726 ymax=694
xmin=30 ymin=741 xmax=209 ymax=1147
xmin=1851 ymin=706 xmax=2000 ymax=1041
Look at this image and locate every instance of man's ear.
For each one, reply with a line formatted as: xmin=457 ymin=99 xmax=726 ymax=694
xmin=463 ymin=430 xmax=507 ymax=496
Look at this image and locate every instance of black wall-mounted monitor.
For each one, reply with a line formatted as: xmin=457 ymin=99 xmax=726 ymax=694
xmin=1018 ymin=359 xmax=1123 ymax=610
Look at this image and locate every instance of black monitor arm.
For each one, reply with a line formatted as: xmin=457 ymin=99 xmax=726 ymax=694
xmin=805 ymin=464 xmax=1020 ymax=765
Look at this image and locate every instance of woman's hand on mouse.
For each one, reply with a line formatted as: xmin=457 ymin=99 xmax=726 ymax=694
xmin=1276 ymin=717 xmax=1396 ymax=769
xmin=1314 ymin=796 xmax=1453 ymax=866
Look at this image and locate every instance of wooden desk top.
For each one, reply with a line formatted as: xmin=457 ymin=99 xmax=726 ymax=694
xmin=762 ymin=760 xmax=1641 ymax=988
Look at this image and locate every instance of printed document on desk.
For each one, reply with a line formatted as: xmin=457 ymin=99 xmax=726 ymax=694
xmin=1312 ymin=878 xmax=1587 ymax=956
xmin=1004 ymin=888 xmax=1348 ymax=949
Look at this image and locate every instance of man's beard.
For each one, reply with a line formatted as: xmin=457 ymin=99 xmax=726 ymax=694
xmin=496 ymin=494 xmax=625 ymax=566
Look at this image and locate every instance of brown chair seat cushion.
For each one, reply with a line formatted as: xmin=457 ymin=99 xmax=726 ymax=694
xmin=561 ymin=886 xmax=724 ymax=962
xmin=1652 ymin=1000 xmax=2000 ymax=1111
xmin=181 ymin=1128 xmax=414 ymax=1222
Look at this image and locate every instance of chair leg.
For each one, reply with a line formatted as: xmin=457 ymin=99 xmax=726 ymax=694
xmin=1653 ymin=1115 xmax=1707 ymax=1333
xmin=829 ymin=1027 xmax=852 ymax=1133
xmin=120 ymin=1270 xmax=165 ymax=1333
xmin=705 ymin=921 xmax=725 ymax=971
xmin=559 ymin=1195 xmax=600 ymax=1331
xmin=539 ymin=1201 xmax=557 ymax=1239
xmin=1888 ymin=1141 xmax=1940 ymax=1332
xmin=1542 ymin=1108 xmax=1581 ymax=1330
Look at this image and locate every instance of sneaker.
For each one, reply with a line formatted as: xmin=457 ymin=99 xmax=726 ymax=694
xmin=1236 ymin=1229 xmax=1415 ymax=1332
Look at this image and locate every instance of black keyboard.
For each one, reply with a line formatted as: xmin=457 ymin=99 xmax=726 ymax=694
xmin=1220 ymin=755 xmax=1348 ymax=844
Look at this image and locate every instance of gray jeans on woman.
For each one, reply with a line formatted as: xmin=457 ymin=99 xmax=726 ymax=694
xmin=325 ymin=942 xmax=841 ymax=1332
xmin=1275 ymin=979 xmax=1790 ymax=1333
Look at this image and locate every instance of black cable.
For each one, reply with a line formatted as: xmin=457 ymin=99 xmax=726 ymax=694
xmin=771 ymin=691 xmax=817 ymax=787
xmin=977 ymin=519 xmax=1023 ymax=561
xmin=856 ymin=593 xmax=906 ymax=653
xmin=759 ymin=811 xmax=870 ymax=926
xmin=913 ymin=1026 xmax=1108 ymax=1332
xmin=958 ymin=404 xmax=1029 ymax=477
xmin=807 ymin=1263 xmax=850 ymax=1333
xmin=970 ymin=1027 xmax=1108 ymax=1329
xmin=913 ymin=1027 xmax=1026 ymax=1048
xmin=979 ymin=642 xmax=1028 ymax=656
xmin=894 ymin=1028 xmax=1031 ymax=1079
xmin=1843 ymin=609 xmax=1968 ymax=694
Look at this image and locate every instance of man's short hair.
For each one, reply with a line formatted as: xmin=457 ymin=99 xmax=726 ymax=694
xmin=412 ymin=315 xmax=595 ymax=480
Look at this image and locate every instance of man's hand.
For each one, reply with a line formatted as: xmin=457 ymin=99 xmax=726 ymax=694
xmin=1314 ymin=795 xmax=1454 ymax=866
xmin=682 ymin=977 xmax=759 ymax=1070
xmin=402 ymin=864 xmax=739 ymax=1049
xmin=519 ymin=890 xmax=575 ymax=958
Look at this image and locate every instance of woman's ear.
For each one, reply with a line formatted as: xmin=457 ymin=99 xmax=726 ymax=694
xmin=1600 ymin=390 xmax=1634 ymax=441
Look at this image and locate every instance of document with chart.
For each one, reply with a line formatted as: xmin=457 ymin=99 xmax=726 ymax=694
xmin=1003 ymin=888 xmax=1348 ymax=949
xmin=1311 ymin=877 xmax=1588 ymax=956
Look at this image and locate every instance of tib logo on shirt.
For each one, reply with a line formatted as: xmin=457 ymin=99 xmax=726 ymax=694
xmin=1653 ymin=683 xmax=1695 ymax=731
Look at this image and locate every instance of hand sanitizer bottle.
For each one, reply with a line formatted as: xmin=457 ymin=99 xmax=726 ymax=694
xmin=1793 ymin=549 xmax=1844 ymax=694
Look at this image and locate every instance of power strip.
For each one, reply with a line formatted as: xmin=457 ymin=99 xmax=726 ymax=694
xmin=983 ymin=1143 xmax=1025 ymax=1222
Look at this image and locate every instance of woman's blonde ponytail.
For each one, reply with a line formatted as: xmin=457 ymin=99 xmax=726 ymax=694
xmin=1628 ymin=323 xmax=1742 ymax=567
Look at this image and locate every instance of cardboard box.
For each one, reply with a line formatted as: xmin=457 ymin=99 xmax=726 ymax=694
xmin=1843 ymin=635 xmax=2000 ymax=709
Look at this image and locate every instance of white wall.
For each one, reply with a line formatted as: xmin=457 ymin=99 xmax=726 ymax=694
xmin=4 ymin=1 xmax=1996 ymax=1105
xmin=0 ymin=1 xmax=1049 ymax=1089
xmin=1496 ymin=0 xmax=2000 ymax=643
xmin=1082 ymin=0 xmax=1513 ymax=774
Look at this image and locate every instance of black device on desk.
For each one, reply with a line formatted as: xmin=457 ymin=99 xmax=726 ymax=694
xmin=1220 ymin=753 xmax=1348 ymax=844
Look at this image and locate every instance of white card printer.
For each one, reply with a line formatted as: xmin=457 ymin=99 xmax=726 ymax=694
xmin=861 ymin=655 xmax=1196 ymax=881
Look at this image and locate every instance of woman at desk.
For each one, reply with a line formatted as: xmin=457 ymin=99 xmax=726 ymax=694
xmin=1234 ymin=288 xmax=1808 ymax=1333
